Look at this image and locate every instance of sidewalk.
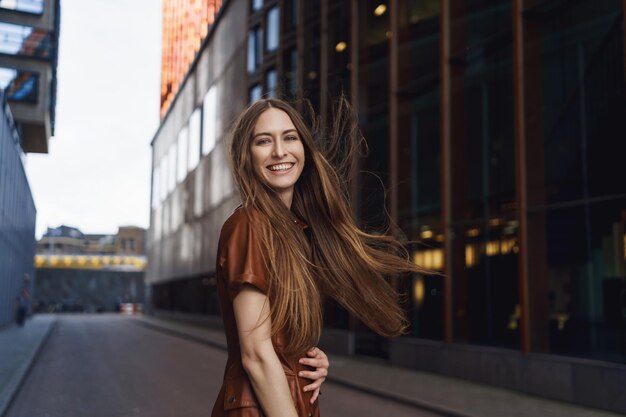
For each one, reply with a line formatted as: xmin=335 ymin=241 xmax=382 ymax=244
xmin=134 ymin=315 xmax=622 ymax=417
xmin=0 ymin=314 xmax=56 ymax=417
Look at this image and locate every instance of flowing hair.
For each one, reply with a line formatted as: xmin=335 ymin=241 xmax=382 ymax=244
xmin=227 ymin=96 xmax=430 ymax=356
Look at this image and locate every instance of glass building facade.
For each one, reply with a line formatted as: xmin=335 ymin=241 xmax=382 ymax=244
xmin=149 ymin=0 xmax=626 ymax=412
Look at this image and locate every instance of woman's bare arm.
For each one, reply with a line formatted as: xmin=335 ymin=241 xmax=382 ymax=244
xmin=233 ymin=285 xmax=298 ymax=417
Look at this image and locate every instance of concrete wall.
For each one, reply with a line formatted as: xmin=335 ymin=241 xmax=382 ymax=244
xmin=34 ymin=268 xmax=144 ymax=313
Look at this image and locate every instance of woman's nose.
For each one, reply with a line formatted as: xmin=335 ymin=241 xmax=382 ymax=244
xmin=272 ymin=141 xmax=286 ymax=157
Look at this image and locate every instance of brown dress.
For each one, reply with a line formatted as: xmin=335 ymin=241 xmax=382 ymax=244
xmin=210 ymin=207 xmax=321 ymax=417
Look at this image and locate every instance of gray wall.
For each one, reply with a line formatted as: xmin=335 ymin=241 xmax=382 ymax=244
xmin=0 ymin=95 xmax=36 ymax=327
xmin=34 ymin=268 xmax=144 ymax=313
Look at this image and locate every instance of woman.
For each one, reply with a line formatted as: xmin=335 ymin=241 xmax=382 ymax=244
xmin=211 ymin=97 xmax=428 ymax=417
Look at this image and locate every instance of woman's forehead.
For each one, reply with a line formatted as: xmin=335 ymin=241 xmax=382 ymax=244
xmin=254 ymin=108 xmax=296 ymax=134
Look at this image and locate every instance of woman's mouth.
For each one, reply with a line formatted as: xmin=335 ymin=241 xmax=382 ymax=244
xmin=267 ymin=162 xmax=295 ymax=172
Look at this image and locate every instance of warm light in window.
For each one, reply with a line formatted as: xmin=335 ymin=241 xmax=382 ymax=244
xmin=335 ymin=41 xmax=347 ymax=52
xmin=413 ymin=278 xmax=425 ymax=307
xmin=420 ymin=230 xmax=433 ymax=239
xmin=467 ymin=228 xmax=480 ymax=237
xmin=413 ymin=249 xmax=444 ymax=270
xmin=374 ymin=4 xmax=387 ymax=16
xmin=489 ymin=218 xmax=502 ymax=226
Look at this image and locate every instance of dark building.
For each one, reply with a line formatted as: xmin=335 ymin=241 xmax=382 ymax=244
xmin=148 ymin=1 xmax=626 ymax=413
xmin=0 ymin=0 xmax=60 ymax=327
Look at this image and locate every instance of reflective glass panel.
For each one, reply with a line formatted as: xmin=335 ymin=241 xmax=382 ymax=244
xmin=266 ymin=6 xmax=279 ymax=52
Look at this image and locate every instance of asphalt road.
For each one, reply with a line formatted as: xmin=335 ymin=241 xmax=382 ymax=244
xmin=6 ymin=314 xmax=438 ymax=417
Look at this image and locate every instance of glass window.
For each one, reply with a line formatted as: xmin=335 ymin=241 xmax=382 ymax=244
xmin=0 ymin=67 xmax=38 ymax=103
xmin=0 ymin=22 xmax=53 ymax=59
xmin=282 ymin=48 xmax=297 ymax=97
xmin=176 ymin=126 xmax=189 ymax=183
xmin=251 ymin=0 xmax=263 ymax=12
xmin=249 ymin=84 xmax=262 ymax=103
xmin=445 ymin=0 xmax=518 ymax=349
xmin=266 ymin=6 xmax=280 ymax=52
xmin=202 ymin=85 xmax=217 ymax=155
xmin=266 ymin=68 xmax=277 ymax=98
xmin=188 ymin=108 xmax=201 ymax=170
xmin=247 ymin=27 xmax=263 ymax=73
xmin=523 ymin=0 xmax=626 ymax=363
xmin=0 ymin=0 xmax=44 ymax=14
xmin=284 ymin=0 xmax=298 ymax=32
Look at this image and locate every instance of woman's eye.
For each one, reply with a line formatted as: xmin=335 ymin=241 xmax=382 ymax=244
xmin=256 ymin=138 xmax=270 ymax=145
xmin=286 ymin=135 xmax=298 ymax=141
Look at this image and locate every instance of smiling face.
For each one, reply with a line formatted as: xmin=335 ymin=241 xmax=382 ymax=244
xmin=250 ymin=107 xmax=305 ymax=208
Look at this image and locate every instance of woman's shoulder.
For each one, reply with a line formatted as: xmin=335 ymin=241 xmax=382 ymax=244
xmin=219 ymin=206 xmax=263 ymax=244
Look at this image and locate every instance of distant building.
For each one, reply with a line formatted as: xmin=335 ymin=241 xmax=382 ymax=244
xmin=34 ymin=225 xmax=147 ymax=313
xmin=0 ymin=0 xmax=60 ymax=328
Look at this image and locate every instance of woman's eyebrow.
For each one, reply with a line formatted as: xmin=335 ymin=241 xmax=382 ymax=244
xmin=253 ymin=129 xmax=297 ymax=138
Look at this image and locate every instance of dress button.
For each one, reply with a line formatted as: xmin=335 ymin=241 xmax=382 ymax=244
xmin=228 ymin=396 xmax=236 ymax=404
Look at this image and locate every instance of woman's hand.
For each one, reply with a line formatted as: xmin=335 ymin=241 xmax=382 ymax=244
xmin=298 ymin=346 xmax=329 ymax=403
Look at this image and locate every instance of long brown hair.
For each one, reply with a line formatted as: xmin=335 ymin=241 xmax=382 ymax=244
xmin=228 ymin=96 xmax=429 ymax=356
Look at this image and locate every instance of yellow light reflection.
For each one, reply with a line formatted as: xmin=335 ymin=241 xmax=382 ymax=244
xmin=420 ymin=230 xmax=433 ymax=239
xmin=489 ymin=218 xmax=502 ymax=226
xmin=50 ymin=256 xmax=59 ymax=266
xmin=413 ymin=277 xmax=425 ymax=307
xmin=374 ymin=4 xmax=387 ymax=16
xmin=467 ymin=228 xmax=479 ymax=237
xmin=465 ymin=245 xmax=476 ymax=267
xmin=63 ymin=256 xmax=72 ymax=266
xmin=413 ymin=249 xmax=444 ymax=270
xmin=335 ymin=41 xmax=347 ymax=52
xmin=34 ymin=255 xmax=45 ymax=267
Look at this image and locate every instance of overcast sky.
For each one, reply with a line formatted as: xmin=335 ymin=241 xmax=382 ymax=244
xmin=24 ymin=0 xmax=162 ymax=239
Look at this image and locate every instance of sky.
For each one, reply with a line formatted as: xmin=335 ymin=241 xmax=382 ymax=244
xmin=24 ymin=0 xmax=162 ymax=239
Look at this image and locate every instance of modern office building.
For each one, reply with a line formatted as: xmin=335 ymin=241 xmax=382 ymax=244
xmin=0 ymin=0 xmax=60 ymax=327
xmin=148 ymin=1 xmax=626 ymax=413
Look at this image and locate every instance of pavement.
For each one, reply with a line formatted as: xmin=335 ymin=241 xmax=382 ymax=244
xmin=0 ymin=313 xmax=622 ymax=417
xmin=0 ymin=314 xmax=56 ymax=417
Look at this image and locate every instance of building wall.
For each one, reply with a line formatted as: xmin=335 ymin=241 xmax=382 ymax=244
xmin=116 ymin=226 xmax=146 ymax=255
xmin=0 ymin=94 xmax=36 ymax=327
xmin=147 ymin=0 xmax=247 ymax=290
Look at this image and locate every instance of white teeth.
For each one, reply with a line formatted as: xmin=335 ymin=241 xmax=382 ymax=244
xmin=268 ymin=163 xmax=294 ymax=171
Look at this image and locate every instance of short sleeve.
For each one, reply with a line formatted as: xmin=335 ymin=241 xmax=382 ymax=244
xmin=219 ymin=211 xmax=269 ymax=301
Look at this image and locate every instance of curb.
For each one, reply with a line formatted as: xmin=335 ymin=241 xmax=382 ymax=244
xmin=132 ymin=317 xmax=473 ymax=417
xmin=0 ymin=317 xmax=58 ymax=417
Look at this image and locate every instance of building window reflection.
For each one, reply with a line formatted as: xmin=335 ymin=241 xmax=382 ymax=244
xmin=251 ymin=0 xmax=262 ymax=13
xmin=266 ymin=68 xmax=277 ymax=98
xmin=247 ymin=26 xmax=262 ymax=73
xmin=249 ymin=84 xmax=262 ymax=102
xmin=266 ymin=6 xmax=279 ymax=52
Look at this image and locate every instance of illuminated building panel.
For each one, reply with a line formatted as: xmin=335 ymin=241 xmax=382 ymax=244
xmin=160 ymin=0 xmax=222 ymax=118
